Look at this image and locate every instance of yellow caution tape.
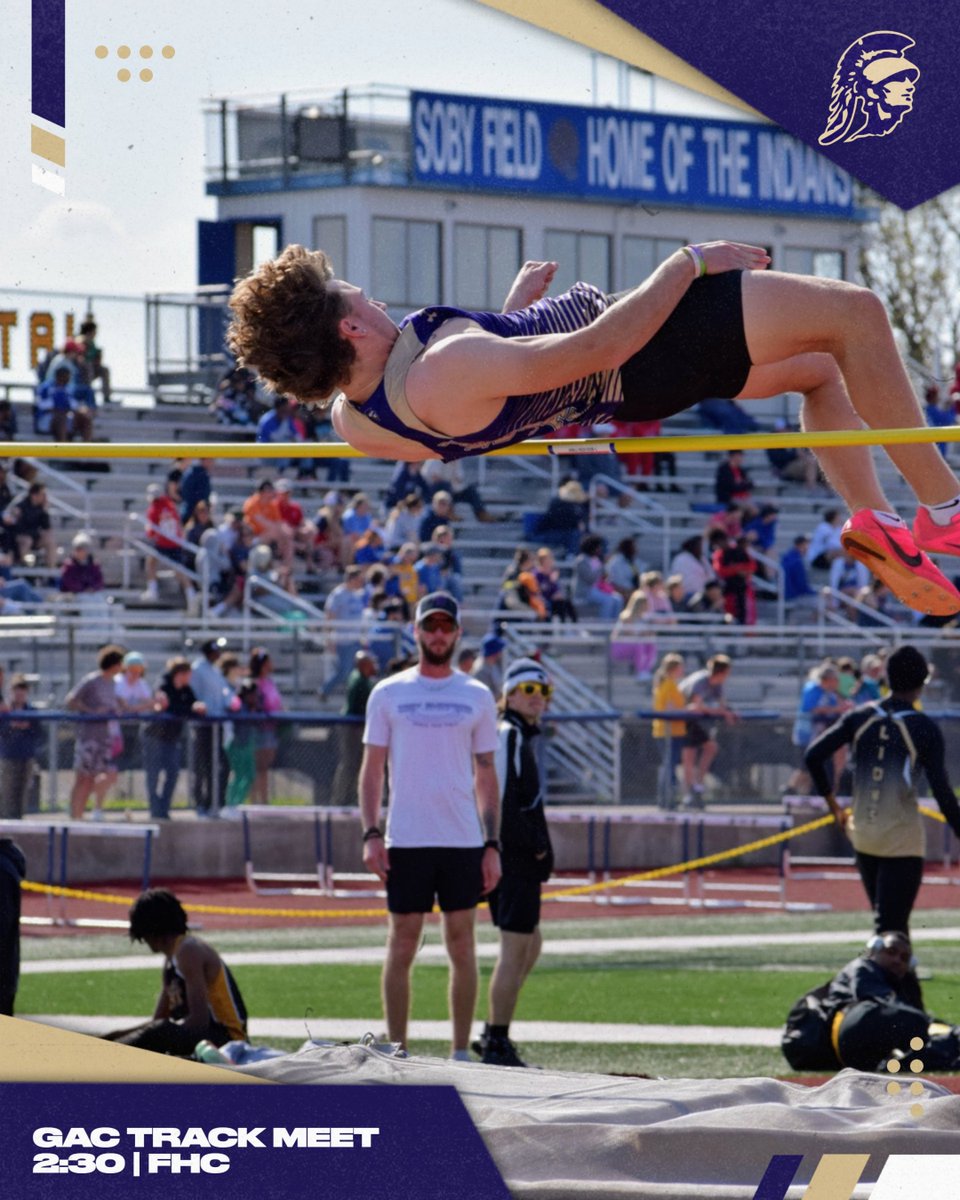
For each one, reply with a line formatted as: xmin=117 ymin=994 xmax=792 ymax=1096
xmin=20 ymin=807 xmax=950 ymax=916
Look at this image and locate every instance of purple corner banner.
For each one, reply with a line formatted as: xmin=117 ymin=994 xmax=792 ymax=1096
xmin=31 ymin=0 xmax=65 ymax=127
xmin=592 ymin=0 xmax=960 ymax=209
xmin=0 ymin=1082 xmax=511 ymax=1200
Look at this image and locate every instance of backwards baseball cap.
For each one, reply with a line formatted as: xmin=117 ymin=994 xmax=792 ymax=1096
xmin=502 ymin=657 xmax=550 ymax=697
xmin=886 ymin=645 xmax=929 ymax=693
xmin=415 ymin=591 xmax=459 ymax=625
xmin=200 ymin=637 xmax=228 ymax=657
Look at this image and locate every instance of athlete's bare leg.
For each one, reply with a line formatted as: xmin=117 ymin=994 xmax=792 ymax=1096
xmin=442 ymin=907 xmax=478 ymax=1054
xmin=739 ymin=272 xmax=959 ymax=507
xmin=489 ymin=928 xmax=542 ymax=1027
xmin=382 ymin=911 xmax=425 ymax=1049
xmin=735 ymin=352 xmax=891 ymax=514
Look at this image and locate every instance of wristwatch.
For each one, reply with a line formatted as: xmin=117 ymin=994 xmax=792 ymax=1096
xmin=362 ymin=826 xmax=383 ymax=843
xmin=483 ymin=839 xmax=501 ymax=852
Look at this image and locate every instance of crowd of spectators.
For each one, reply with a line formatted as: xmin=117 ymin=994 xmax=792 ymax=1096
xmin=14 ymin=639 xmax=292 ymax=820
xmin=1 ymin=354 xmax=948 ymax=758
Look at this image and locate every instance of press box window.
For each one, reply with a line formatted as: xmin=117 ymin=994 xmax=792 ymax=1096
xmin=453 ymin=225 xmax=522 ymax=309
xmin=544 ymin=231 xmax=611 ymax=295
xmin=372 ymin=218 xmax=441 ymax=311
xmin=312 ymin=217 xmax=347 ymax=275
xmin=621 ymin=236 xmax=685 ymax=289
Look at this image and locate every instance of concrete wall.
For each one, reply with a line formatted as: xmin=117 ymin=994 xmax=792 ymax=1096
xmin=6 ymin=803 xmax=893 ymax=889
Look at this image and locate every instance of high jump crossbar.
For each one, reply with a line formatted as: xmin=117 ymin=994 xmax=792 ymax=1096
xmin=12 ymin=424 xmax=960 ymax=459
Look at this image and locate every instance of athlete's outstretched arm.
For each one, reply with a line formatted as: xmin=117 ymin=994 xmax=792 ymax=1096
xmin=407 ymin=242 xmax=769 ymax=425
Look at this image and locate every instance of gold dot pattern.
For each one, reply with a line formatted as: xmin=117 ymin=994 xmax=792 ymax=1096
xmin=887 ymin=1049 xmax=927 ymax=1119
xmin=95 ymin=43 xmax=175 ymax=80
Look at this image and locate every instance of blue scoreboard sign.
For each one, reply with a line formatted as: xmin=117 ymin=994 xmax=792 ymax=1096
xmin=411 ymin=89 xmax=855 ymax=218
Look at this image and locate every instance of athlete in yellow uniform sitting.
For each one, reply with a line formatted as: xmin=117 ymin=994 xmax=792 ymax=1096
xmin=104 ymin=888 xmax=247 ymax=1056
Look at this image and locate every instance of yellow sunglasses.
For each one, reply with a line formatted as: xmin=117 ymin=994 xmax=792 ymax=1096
xmin=513 ymin=682 xmax=553 ymax=698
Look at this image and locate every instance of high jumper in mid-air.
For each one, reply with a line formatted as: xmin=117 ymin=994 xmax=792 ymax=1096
xmin=229 ymin=240 xmax=960 ymax=616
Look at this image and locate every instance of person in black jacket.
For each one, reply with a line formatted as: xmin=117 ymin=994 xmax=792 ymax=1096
xmin=781 ymin=931 xmax=960 ymax=1072
xmin=714 ymin=449 xmax=754 ymax=506
xmin=474 ymin=658 xmax=555 ymax=1068
xmin=0 ymin=837 xmax=25 ymax=1015
xmin=804 ymin=644 xmax=960 ymax=935
xmin=141 ymin=658 xmax=206 ymax=820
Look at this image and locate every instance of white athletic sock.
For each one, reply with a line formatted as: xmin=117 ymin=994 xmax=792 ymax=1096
xmin=870 ymin=510 xmax=906 ymax=527
xmin=920 ymin=495 xmax=960 ymax=526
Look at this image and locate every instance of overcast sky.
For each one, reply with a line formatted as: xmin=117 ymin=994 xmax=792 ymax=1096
xmin=0 ymin=0 xmax=739 ymax=298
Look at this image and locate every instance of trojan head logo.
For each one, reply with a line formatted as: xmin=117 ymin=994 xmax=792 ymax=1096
xmin=819 ymin=31 xmax=919 ymax=146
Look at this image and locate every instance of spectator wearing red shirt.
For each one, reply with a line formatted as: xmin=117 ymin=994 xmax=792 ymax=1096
xmin=275 ymin=479 xmax=316 ymax=566
xmin=141 ymin=475 xmax=198 ymax=613
xmin=712 ymin=533 xmax=757 ymax=625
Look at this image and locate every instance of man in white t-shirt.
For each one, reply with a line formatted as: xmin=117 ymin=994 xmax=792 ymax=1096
xmin=359 ymin=590 xmax=501 ymax=1059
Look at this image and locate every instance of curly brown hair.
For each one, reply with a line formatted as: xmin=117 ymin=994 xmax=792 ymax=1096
xmin=227 ymin=245 xmax=355 ymax=404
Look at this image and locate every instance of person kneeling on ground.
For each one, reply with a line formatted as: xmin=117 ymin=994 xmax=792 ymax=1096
xmin=474 ymin=658 xmax=555 ymax=1068
xmin=103 ymin=888 xmax=247 ymax=1056
xmin=782 ymin=931 xmax=960 ymax=1073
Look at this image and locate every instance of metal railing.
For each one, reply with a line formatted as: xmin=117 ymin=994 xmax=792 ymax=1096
xmin=817 ymin=584 xmax=901 ymax=630
xmin=504 ymin=623 xmax=621 ymax=802
xmin=122 ymin=513 xmax=202 ymax=603
xmin=7 ymin=701 xmax=960 ymax=815
xmin=588 ymin=471 xmax=672 ymax=573
xmin=24 ymin=458 xmax=91 ymax=527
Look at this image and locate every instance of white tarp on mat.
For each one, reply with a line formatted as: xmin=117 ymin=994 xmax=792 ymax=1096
xmin=234 ymin=1044 xmax=960 ymax=1198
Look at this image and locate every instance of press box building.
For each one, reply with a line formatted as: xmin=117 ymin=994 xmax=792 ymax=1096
xmin=198 ymin=84 xmax=868 ymax=334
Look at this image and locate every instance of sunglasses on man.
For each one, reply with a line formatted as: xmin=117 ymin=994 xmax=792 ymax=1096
xmin=420 ymin=615 xmax=458 ymax=633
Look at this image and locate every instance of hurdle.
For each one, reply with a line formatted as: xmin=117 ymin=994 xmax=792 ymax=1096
xmin=1 ymin=818 xmax=160 ymax=928
xmin=782 ymin=795 xmax=960 ymax=888
xmin=546 ymin=811 xmax=607 ymax=904
xmin=241 ymin=806 xmax=326 ymax=895
xmin=592 ymin=811 xmax=694 ymax=907
xmin=566 ymin=809 xmax=831 ymax=912
xmin=687 ymin=813 xmax=830 ymax=912
xmin=241 ymin=806 xmax=384 ymax=898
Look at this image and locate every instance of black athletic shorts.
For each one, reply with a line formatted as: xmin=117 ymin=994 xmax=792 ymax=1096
xmin=386 ymin=846 xmax=484 ymax=914
xmin=487 ymin=875 xmax=542 ymax=935
xmin=613 ymin=270 xmax=752 ymax=421
xmin=682 ymin=719 xmax=715 ymax=749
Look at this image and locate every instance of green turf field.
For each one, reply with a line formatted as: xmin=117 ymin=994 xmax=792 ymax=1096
xmin=17 ymin=910 xmax=960 ymax=1077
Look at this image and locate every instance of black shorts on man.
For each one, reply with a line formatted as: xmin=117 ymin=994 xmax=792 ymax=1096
xmin=487 ymin=875 xmax=541 ymax=935
xmin=385 ymin=846 xmax=484 ymax=914
xmin=614 ymin=270 xmax=751 ymax=422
